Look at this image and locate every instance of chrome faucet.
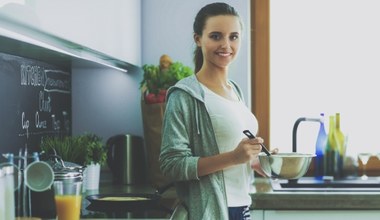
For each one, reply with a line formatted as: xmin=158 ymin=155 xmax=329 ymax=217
xmin=292 ymin=117 xmax=322 ymax=152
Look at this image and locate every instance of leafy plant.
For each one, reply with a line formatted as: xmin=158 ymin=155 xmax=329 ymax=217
xmin=40 ymin=133 xmax=106 ymax=166
xmin=140 ymin=56 xmax=193 ymax=104
xmin=81 ymin=133 xmax=107 ymax=166
xmin=40 ymin=135 xmax=87 ymax=166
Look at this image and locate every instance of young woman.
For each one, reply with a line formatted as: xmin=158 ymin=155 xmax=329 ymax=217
xmin=160 ymin=3 xmax=270 ymax=220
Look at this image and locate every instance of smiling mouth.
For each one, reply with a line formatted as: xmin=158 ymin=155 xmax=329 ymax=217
xmin=216 ymin=52 xmax=232 ymax=57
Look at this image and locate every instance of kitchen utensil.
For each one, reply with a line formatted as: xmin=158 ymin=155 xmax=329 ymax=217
xmin=106 ymin=134 xmax=146 ymax=184
xmin=258 ymin=152 xmax=315 ymax=179
xmin=243 ymin=130 xmax=271 ymax=156
xmin=86 ymin=182 xmax=174 ymax=213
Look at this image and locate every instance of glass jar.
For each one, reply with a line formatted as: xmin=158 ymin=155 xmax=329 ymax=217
xmin=53 ymin=163 xmax=84 ymax=220
xmin=1 ymin=163 xmax=16 ymax=220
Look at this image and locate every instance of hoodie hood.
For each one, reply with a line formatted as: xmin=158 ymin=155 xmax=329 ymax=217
xmin=167 ymin=74 xmax=205 ymax=102
xmin=166 ymin=74 xmax=244 ymax=103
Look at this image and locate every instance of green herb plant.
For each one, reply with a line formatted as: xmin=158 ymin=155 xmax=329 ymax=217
xmin=40 ymin=133 xmax=107 ymax=166
xmin=81 ymin=133 xmax=107 ymax=166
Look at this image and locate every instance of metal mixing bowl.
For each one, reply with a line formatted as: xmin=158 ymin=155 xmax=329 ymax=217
xmin=258 ymin=152 xmax=316 ymax=179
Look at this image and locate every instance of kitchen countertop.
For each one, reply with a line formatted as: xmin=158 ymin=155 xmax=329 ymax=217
xmin=250 ymin=177 xmax=380 ymax=210
xmin=37 ymin=181 xmax=178 ymax=220
xmin=38 ymin=177 xmax=380 ymax=219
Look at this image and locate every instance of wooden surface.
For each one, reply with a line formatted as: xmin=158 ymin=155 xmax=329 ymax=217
xmin=251 ymin=0 xmax=270 ymax=148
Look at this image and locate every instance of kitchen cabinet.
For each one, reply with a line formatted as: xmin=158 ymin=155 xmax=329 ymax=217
xmin=0 ymin=0 xmax=141 ymax=65
xmin=250 ymin=177 xmax=380 ymax=220
xmin=251 ymin=210 xmax=380 ymax=220
xmin=0 ymin=14 xmax=136 ymax=72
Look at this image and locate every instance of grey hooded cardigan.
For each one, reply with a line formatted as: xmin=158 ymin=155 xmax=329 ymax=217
xmin=159 ymin=74 xmax=248 ymax=220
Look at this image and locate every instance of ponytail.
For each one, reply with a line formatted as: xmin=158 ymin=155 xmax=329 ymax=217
xmin=193 ymin=47 xmax=203 ymax=73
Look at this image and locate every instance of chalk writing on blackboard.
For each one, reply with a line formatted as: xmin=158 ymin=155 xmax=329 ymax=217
xmin=18 ymin=68 xmax=70 ymax=138
xmin=0 ymin=52 xmax=71 ymax=154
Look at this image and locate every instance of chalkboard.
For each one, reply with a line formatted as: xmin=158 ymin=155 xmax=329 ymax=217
xmin=0 ymin=52 xmax=71 ymax=155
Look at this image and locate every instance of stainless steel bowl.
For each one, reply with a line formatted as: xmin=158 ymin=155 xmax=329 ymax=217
xmin=258 ymin=152 xmax=316 ymax=179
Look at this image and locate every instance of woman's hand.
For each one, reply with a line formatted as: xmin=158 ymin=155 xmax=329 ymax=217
xmin=197 ymin=139 xmax=276 ymax=177
xmin=231 ymin=137 xmax=264 ymax=165
xmin=251 ymin=148 xmax=279 ymax=177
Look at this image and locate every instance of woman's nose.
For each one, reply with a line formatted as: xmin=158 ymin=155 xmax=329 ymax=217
xmin=220 ymin=38 xmax=230 ymax=48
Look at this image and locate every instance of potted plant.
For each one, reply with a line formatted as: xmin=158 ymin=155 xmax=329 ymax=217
xmin=80 ymin=133 xmax=107 ymax=166
xmin=77 ymin=133 xmax=106 ymax=191
xmin=40 ymin=133 xmax=107 ymax=191
xmin=40 ymin=133 xmax=106 ymax=166
xmin=40 ymin=135 xmax=87 ymax=166
xmin=140 ymin=54 xmax=193 ymax=104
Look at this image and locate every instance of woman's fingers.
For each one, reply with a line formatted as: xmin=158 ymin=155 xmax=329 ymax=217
xmin=245 ymin=136 xmax=264 ymax=145
xmin=233 ymin=138 xmax=264 ymax=164
xmin=270 ymin=148 xmax=279 ymax=154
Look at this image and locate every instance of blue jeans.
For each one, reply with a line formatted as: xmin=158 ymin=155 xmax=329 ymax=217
xmin=228 ymin=206 xmax=251 ymax=220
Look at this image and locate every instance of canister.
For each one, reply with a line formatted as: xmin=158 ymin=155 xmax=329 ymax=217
xmin=0 ymin=163 xmax=16 ymax=220
xmin=54 ymin=168 xmax=83 ymax=183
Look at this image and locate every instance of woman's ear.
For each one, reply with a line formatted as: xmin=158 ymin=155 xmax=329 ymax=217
xmin=194 ymin=33 xmax=201 ymax=47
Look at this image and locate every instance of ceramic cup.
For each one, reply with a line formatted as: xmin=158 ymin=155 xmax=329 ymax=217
xmin=24 ymin=161 xmax=54 ymax=192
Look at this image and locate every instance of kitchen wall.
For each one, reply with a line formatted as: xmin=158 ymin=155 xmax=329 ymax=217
xmin=0 ymin=0 xmax=251 ymax=144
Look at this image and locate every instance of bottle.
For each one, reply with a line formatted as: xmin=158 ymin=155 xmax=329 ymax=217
xmin=335 ymin=113 xmax=345 ymax=178
xmin=314 ymin=113 xmax=327 ymax=179
xmin=324 ymin=115 xmax=340 ymax=177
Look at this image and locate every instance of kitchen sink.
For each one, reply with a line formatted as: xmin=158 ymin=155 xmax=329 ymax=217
xmin=271 ymin=176 xmax=380 ymax=192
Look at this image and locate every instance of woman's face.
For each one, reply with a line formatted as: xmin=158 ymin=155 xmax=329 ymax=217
xmin=195 ymin=15 xmax=242 ymax=70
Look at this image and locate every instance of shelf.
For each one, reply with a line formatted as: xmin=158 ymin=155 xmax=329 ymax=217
xmin=0 ymin=14 xmax=137 ymax=72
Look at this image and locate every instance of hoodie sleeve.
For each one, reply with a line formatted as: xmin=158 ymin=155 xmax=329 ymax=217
xmin=159 ymin=89 xmax=200 ymax=181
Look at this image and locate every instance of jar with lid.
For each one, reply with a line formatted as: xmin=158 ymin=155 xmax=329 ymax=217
xmin=52 ymin=161 xmax=84 ymax=220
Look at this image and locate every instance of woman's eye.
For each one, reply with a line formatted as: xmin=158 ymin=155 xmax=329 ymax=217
xmin=230 ymin=34 xmax=239 ymax=41
xmin=210 ymin=33 xmax=221 ymax=40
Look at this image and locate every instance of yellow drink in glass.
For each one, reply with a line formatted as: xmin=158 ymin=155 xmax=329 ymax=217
xmin=55 ymin=195 xmax=82 ymax=220
xmin=53 ymin=180 xmax=82 ymax=220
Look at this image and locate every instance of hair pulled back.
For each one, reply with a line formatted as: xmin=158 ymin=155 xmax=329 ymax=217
xmin=193 ymin=2 xmax=241 ymax=73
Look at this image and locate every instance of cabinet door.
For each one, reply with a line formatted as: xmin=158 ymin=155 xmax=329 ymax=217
xmin=264 ymin=210 xmax=380 ymax=220
xmin=250 ymin=210 xmax=264 ymax=220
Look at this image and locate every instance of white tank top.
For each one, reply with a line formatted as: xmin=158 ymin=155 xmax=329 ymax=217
xmin=200 ymin=83 xmax=259 ymax=207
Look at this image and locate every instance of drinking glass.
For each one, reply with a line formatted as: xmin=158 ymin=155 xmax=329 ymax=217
xmin=53 ymin=181 xmax=82 ymax=220
xmin=358 ymin=153 xmax=372 ymax=180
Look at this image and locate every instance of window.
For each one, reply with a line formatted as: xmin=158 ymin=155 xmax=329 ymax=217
xmin=253 ymin=0 xmax=380 ymax=158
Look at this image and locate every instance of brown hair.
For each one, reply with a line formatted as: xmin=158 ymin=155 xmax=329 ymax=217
xmin=193 ymin=2 xmax=241 ymax=73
